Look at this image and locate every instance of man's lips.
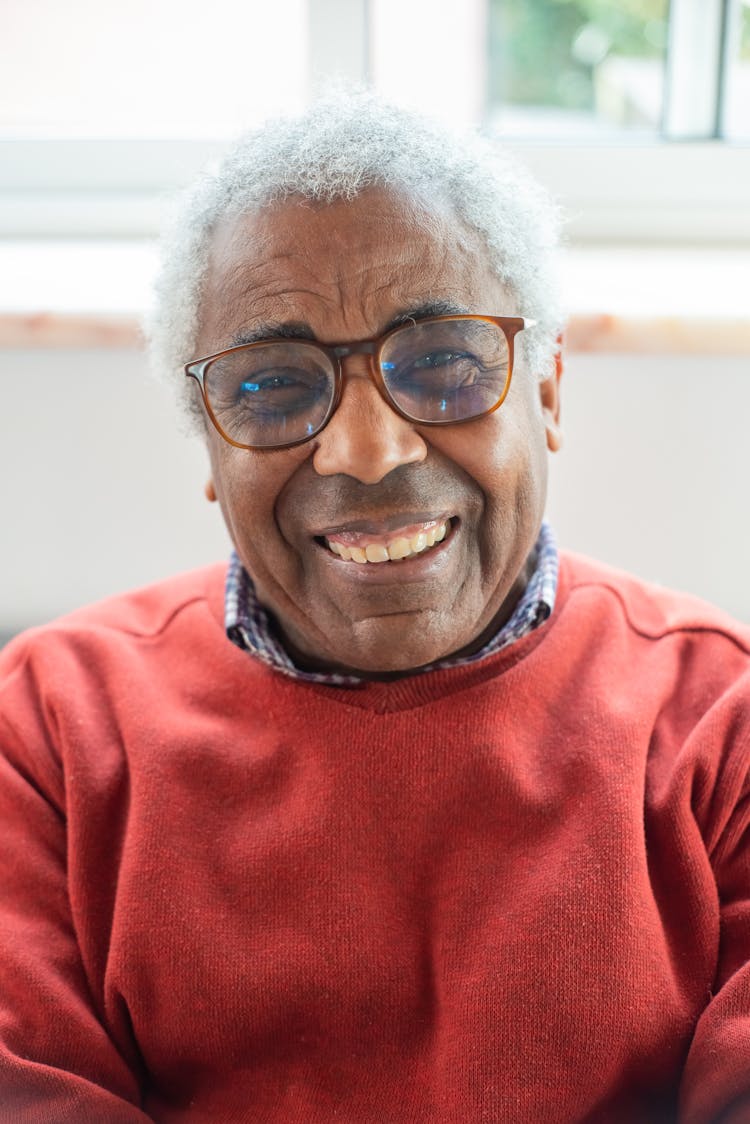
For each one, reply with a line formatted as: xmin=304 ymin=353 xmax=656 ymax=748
xmin=314 ymin=511 xmax=453 ymax=541
xmin=313 ymin=516 xmax=457 ymax=572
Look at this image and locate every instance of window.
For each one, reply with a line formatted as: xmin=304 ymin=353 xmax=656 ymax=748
xmin=489 ymin=0 xmax=670 ymax=138
xmin=1 ymin=0 xmax=308 ymax=138
xmin=725 ymin=0 xmax=750 ymax=138
xmin=1 ymin=0 xmax=748 ymax=242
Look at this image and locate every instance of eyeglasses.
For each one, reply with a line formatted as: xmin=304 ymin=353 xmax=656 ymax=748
xmin=185 ymin=313 xmax=536 ymax=451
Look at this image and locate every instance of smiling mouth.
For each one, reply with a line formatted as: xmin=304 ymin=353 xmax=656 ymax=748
xmin=320 ymin=518 xmax=453 ymax=564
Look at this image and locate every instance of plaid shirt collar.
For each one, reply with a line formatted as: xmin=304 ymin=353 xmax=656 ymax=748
xmin=225 ymin=521 xmax=558 ymax=687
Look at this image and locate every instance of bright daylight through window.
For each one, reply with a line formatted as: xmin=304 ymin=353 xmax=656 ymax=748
xmin=0 ymin=0 xmax=747 ymax=240
xmin=0 ymin=0 xmax=308 ymax=138
xmin=488 ymin=0 xmax=750 ymax=139
xmin=489 ymin=0 xmax=671 ymax=137
xmin=2 ymin=0 xmax=748 ymax=139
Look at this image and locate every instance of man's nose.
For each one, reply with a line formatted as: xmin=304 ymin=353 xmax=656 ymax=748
xmin=311 ymin=358 xmax=428 ymax=484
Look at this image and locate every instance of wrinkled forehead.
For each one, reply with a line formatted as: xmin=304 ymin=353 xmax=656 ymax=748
xmin=196 ymin=186 xmax=510 ymax=351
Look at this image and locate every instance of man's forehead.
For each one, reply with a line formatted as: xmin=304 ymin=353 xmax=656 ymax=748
xmin=197 ymin=188 xmax=505 ymax=348
xmin=206 ymin=187 xmax=485 ymax=280
xmin=210 ymin=184 xmax=460 ymax=244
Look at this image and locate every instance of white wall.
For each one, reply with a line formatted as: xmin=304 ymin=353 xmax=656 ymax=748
xmin=546 ymin=352 xmax=749 ymax=620
xmin=0 ymin=349 xmax=230 ymax=638
xmin=1 ymin=346 xmax=748 ymax=640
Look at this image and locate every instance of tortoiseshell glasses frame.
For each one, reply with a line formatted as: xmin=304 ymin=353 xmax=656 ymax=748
xmin=184 ymin=313 xmax=536 ymax=451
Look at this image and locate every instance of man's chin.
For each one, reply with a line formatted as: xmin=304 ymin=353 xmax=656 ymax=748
xmin=277 ymin=615 xmax=483 ymax=680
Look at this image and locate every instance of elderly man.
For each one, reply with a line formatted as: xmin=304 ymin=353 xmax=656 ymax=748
xmin=1 ymin=94 xmax=749 ymax=1123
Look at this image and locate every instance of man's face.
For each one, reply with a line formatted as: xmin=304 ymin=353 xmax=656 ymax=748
xmin=196 ymin=187 xmax=561 ymax=677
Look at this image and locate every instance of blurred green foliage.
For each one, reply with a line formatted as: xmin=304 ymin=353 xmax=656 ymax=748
xmin=489 ymin=0 xmax=669 ymax=110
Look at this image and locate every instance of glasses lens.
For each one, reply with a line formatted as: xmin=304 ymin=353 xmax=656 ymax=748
xmin=204 ymin=342 xmax=336 ymax=447
xmin=380 ymin=318 xmax=511 ymax=423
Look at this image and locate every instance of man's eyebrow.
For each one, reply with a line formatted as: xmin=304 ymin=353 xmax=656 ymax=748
xmin=229 ymin=301 xmax=470 ymax=348
xmin=385 ymin=300 xmax=470 ymax=331
xmin=230 ymin=322 xmax=316 ymax=347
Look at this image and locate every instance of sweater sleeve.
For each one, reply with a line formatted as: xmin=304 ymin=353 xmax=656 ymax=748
xmin=0 ymin=646 xmax=151 ymax=1122
xmin=679 ymin=757 xmax=750 ymax=1123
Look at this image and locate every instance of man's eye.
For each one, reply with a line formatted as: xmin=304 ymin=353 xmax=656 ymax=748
xmin=411 ymin=349 xmax=471 ymax=370
xmin=240 ymin=371 xmax=304 ymax=394
xmin=395 ymin=352 xmax=484 ymax=390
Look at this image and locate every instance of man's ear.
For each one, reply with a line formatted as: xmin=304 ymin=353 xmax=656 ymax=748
xmin=204 ymin=478 xmax=217 ymax=503
xmin=540 ymin=335 xmax=563 ymax=453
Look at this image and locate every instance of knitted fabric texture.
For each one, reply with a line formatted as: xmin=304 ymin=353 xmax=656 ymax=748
xmin=1 ymin=554 xmax=750 ymax=1121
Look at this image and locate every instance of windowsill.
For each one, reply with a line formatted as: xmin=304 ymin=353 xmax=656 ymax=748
xmin=0 ymin=241 xmax=748 ymax=354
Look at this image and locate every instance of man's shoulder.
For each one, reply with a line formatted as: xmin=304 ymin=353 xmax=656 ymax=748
xmin=560 ymin=550 xmax=750 ymax=658
xmin=1 ymin=563 xmax=229 ymax=674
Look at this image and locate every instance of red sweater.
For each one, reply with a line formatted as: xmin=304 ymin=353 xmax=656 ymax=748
xmin=1 ymin=553 xmax=750 ymax=1123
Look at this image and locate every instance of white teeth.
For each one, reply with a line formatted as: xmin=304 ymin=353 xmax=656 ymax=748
xmin=325 ymin=520 xmax=450 ymax=564
xmin=365 ymin=543 xmax=389 ymax=563
xmin=387 ymin=538 xmax=412 ymax=561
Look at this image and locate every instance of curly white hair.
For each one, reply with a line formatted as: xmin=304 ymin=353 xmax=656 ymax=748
xmin=146 ymin=89 xmax=564 ymax=427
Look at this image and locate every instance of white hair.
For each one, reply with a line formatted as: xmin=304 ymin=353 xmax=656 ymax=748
xmin=146 ymin=90 xmax=563 ymax=427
